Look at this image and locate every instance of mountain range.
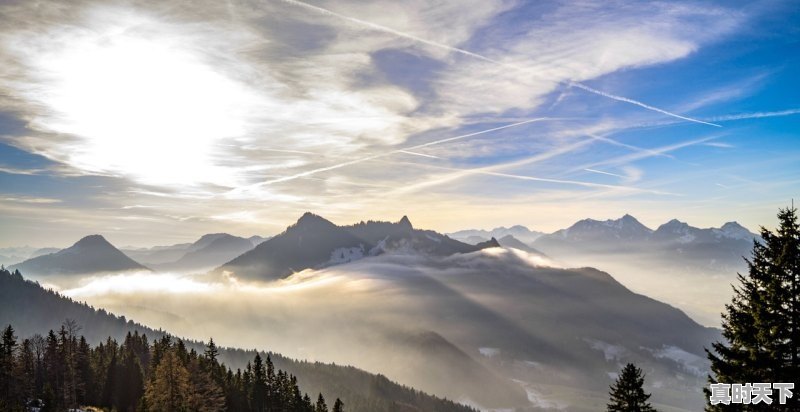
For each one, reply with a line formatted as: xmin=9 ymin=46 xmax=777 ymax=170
xmin=450 ymin=225 xmax=545 ymax=245
xmin=218 ymin=213 xmax=498 ymax=280
xmin=1 ymin=212 xmax=740 ymax=410
xmin=123 ymin=233 xmax=267 ymax=272
xmin=533 ymin=214 xmax=757 ymax=261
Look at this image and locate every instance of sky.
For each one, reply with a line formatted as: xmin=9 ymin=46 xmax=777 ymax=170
xmin=0 ymin=0 xmax=798 ymax=248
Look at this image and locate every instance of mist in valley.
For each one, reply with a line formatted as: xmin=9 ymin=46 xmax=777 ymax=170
xmin=30 ymin=247 xmax=717 ymax=411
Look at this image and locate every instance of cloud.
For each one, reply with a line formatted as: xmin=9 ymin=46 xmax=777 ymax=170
xmin=0 ymin=196 xmax=62 ymax=204
xmin=430 ymin=1 xmax=740 ymax=124
xmin=0 ymin=0 xmax=770 ymax=246
xmin=282 ymin=0 xmax=726 ymax=127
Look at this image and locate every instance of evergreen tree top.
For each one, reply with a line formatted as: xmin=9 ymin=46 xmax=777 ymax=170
xmin=607 ymin=363 xmax=657 ymax=412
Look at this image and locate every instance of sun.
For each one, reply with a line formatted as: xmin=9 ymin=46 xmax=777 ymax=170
xmin=19 ymin=12 xmax=258 ymax=187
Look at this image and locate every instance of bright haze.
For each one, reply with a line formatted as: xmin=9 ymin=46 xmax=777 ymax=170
xmin=0 ymin=0 xmax=798 ymax=247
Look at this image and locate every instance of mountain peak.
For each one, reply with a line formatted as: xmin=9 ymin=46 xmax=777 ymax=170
xmin=9 ymin=234 xmax=148 ymax=275
xmin=618 ymin=214 xmax=643 ymax=225
xmin=721 ymin=221 xmax=745 ymax=230
xmin=398 ymin=215 xmax=413 ymax=230
xmin=658 ymin=219 xmax=690 ymax=230
xmin=475 ymin=237 xmax=501 ymax=249
xmin=292 ymin=212 xmax=337 ymax=231
xmin=718 ymin=221 xmax=755 ymax=240
xmin=74 ymin=234 xmax=112 ymax=248
xmin=298 ymin=212 xmax=326 ymax=223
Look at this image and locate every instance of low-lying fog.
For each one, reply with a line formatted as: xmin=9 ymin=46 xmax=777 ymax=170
xmin=41 ymin=248 xmax=716 ymax=411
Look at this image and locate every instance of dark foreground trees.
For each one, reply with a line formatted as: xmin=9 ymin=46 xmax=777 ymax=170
xmin=607 ymin=363 xmax=657 ymax=412
xmin=0 ymin=318 xmax=343 ymax=412
xmin=706 ymin=206 xmax=800 ymax=411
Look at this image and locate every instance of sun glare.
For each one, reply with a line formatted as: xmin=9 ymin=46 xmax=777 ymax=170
xmin=25 ymin=14 xmax=258 ymax=187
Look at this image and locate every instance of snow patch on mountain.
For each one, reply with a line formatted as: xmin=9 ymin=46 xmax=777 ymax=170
xmin=479 ymin=347 xmax=500 ymax=357
xmin=425 ymin=234 xmax=442 ymax=243
xmin=512 ymin=380 xmax=568 ymax=410
xmin=648 ymin=345 xmax=706 ymax=377
xmin=329 ymin=246 xmax=365 ymax=264
xmin=586 ymin=339 xmax=626 ymax=362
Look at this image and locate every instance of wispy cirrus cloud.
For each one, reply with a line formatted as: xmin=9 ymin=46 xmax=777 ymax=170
xmin=2 ymin=0 xmax=796 ymax=246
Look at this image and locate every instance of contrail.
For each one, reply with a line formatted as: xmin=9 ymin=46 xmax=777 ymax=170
xmin=584 ymin=168 xmax=626 ymax=178
xmin=387 ymin=138 xmax=604 ymax=195
xmin=275 ymin=0 xmax=720 ymax=127
xmin=569 ymin=135 xmax=721 ymax=173
xmin=398 ymin=150 xmax=440 ymax=159
xmin=705 ymin=108 xmax=800 ymax=122
xmin=254 ymin=118 xmax=551 ymax=185
xmin=587 ymin=133 xmax=674 ymax=159
xmin=387 ymin=160 xmax=675 ymax=196
xmin=568 ymin=82 xmax=721 ymax=127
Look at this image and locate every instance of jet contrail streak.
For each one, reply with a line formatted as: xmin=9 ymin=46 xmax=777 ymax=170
xmin=276 ymin=0 xmax=720 ymax=127
xmin=569 ymin=135 xmax=721 ymax=173
xmin=587 ymin=133 xmax=675 ymax=159
xmin=398 ymin=150 xmax=440 ymax=159
xmin=388 ymin=160 xmax=674 ymax=196
xmin=705 ymin=108 xmax=800 ymax=121
xmin=256 ymin=118 xmax=551 ymax=185
xmin=584 ymin=168 xmax=626 ymax=178
xmin=567 ymin=82 xmax=721 ymax=127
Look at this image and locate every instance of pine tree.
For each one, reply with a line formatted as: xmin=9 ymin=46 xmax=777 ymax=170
xmin=204 ymin=338 xmax=219 ymax=364
xmin=18 ymin=338 xmax=36 ymax=403
xmin=706 ymin=206 xmax=800 ymax=410
xmin=333 ymin=397 xmax=344 ymax=412
xmin=607 ymin=363 xmax=656 ymax=412
xmin=0 ymin=325 xmax=22 ymax=410
xmin=316 ymin=393 xmax=329 ymax=412
xmin=251 ymin=353 xmax=268 ymax=412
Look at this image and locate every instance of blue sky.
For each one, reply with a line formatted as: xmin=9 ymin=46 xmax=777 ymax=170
xmin=0 ymin=0 xmax=798 ymax=247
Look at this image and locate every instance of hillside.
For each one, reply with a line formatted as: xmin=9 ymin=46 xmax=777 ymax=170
xmin=0 ymin=267 xmax=476 ymax=412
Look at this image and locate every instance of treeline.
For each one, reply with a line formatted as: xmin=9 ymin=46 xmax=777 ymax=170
xmin=0 ymin=322 xmax=343 ymax=412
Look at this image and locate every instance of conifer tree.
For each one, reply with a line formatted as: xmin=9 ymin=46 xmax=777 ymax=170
xmin=607 ymin=363 xmax=656 ymax=412
xmin=316 ymin=393 xmax=329 ymax=412
xmin=205 ymin=337 xmax=219 ymax=363
xmin=333 ymin=397 xmax=344 ymax=412
xmin=251 ymin=353 xmax=268 ymax=412
xmin=0 ymin=325 xmax=21 ymax=410
xmin=18 ymin=338 xmax=35 ymax=403
xmin=706 ymin=206 xmax=800 ymax=410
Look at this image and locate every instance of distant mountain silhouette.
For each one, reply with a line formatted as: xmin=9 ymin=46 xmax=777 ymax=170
xmin=449 ymin=225 xmax=544 ymax=245
xmin=122 ymin=242 xmax=192 ymax=266
xmin=9 ymin=235 xmax=148 ymax=276
xmin=218 ymin=213 xmax=497 ymax=280
xmin=218 ymin=213 xmax=370 ymax=280
xmin=346 ymin=215 xmax=490 ymax=257
xmin=29 ymin=247 xmax=60 ymax=258
xmin=540 ymin=214 xmax=652 ymax=250
xmin=155 ymin=233 xmax=255 ymax=272
xmin=123 ymin=233 xmax=268 ymax=269
xmin=496 ymin=234 xmax=547 ymax=256
xmin=0 ymin=246 xmax=37 ymax=266
xmin=533 ymin=214 xmax=759 ymax=273
xmin=248 ymin=235 xmax=269 ymax=246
